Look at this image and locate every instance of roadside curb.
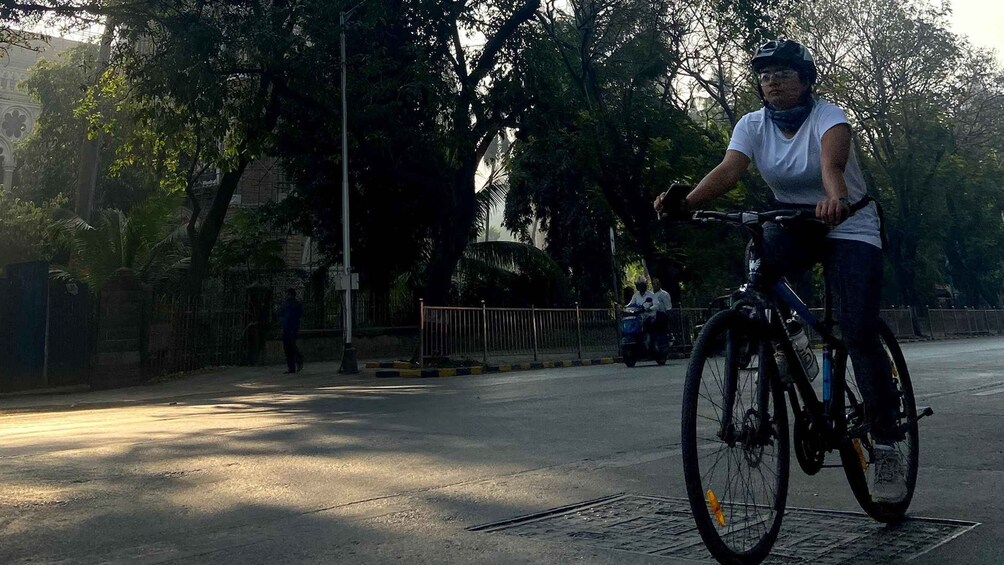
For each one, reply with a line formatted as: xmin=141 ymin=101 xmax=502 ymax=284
xmin=364 ymin=361 xmax=416 ymax=369
xmin=374 ymin=357 xmax=621 ymax=378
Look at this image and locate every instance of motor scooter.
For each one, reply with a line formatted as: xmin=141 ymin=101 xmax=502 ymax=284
xmin=620 ymin=302 xmax=671 ymax=367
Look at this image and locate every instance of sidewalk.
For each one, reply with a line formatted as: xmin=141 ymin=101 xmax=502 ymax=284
xmin=0 ymin=352 xmax=639 ymax=412
xmin=0 ymin=360 xmax=376 ymax=415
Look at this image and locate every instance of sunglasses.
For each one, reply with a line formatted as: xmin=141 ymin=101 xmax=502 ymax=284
xmin=758 ymin=69 xmax=800 ymax=84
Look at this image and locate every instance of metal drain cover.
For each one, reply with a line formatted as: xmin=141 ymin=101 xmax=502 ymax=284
xmin=470 ymin=494 xmax=978 ymax=563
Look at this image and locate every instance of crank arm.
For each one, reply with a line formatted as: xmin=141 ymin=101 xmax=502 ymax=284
xmin=895 ymin=406 xmax=934 ymax=436
xmin=914 ymin=406 xmax=934 ymax=422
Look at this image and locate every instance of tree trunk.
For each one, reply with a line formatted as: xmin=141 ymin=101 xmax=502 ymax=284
xmin=423 ymin=161 xmax=479 ymax=306
xmin=185 ymin=160 xmax=251 ymax=295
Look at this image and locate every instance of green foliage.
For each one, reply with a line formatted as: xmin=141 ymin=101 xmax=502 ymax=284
xmin=52 ymin=192 xmax=187 ymax=290
xmin=211 ymin=209 xmax=287 ymax=275
xmin=14 ymin=44 xmax=96 ymax=204
xmin=455 ymin=241 xmax=571 ymax=306
xmin=515 ymin=1 xmax=722 ymax=305
xmin=791 ymin=0 xmax=1004 ymax=306
xmin=274 ymin=0 xmax=454 ymax=291
xmin=16 ymin=43 xmax=165 ymax=211
xmin=0 ymin=186 xmax=65 ymax=266
xmin=8 ymin=0 xmax=1002 ymax=310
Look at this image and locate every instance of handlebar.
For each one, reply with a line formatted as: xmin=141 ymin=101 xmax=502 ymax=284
xmin=686 ymin=198 xmax=872 ymax=228
xmin=691 ymin=208 xmax=819 ymax=226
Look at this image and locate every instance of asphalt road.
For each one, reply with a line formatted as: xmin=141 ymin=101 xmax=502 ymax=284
xmin=2 ymin=337 xmax=1003 ymax=564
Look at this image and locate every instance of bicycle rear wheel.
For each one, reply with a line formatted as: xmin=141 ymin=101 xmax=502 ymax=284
xmin=682 ymin=310 xmax=789 ymax=564
xmin=838 ymin=320 xmax=918 ymax=523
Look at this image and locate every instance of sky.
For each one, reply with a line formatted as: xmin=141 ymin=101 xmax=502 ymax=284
xmin=24 ymin=0 xmax=1003 ymax=60
xmin=949 ymin=0 xmax=1004 ymax=57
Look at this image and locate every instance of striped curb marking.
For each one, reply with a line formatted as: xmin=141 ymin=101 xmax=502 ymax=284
xmin=374 ymin=357 xmax=620 ymax=378
xmin=364 ymin=361 xmax=416 ymax=369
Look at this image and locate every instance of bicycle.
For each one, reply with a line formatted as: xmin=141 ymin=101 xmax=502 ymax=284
xmin=678 ymin=207 xmax=934 ymax=565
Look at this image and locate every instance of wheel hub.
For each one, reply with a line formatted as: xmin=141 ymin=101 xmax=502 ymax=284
xmin=740 ymin=410 xmax=766 ymax=466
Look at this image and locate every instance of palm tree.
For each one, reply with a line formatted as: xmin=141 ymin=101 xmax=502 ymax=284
xmin=52 ymin=192 xmax=187 ymax=291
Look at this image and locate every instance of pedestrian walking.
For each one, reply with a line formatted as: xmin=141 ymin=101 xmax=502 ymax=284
xmin=279 ymin=288 xmax=304 ymax=373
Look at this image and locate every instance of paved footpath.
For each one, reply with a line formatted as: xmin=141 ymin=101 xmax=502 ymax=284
xmin=2 ymin=338 xmax=1003 ymax=564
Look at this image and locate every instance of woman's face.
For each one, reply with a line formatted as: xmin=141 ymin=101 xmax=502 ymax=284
xmin=758 ymin=65 xmax=810 ymax=110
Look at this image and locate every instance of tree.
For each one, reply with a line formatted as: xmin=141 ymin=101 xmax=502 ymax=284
xmin=504 ymin=31 xmax=619 ymax=306
xmin=789 ymin=0 xmax=1003 ymax=309
xmin=529 ymin=0 xmax=718 ymax=305
xmin=103 ymin=0 xmax=306 ymax=294
xmin=0 ymin=185 xmax=65 ymax=266
xmin=665 ymin=0 xmax=793 ymax=130
xmin=456 ymin=240 xmax=571 ymax=306
xmin=211 ymin=208 xmax=287 ymax=276
xmin=941 ymin=58 xmax=1004 ymax=307
xmin=420 ymin=0 xmax=543 ymax=305
xmin=274 ymin=0 xmax=543 ymax=305
xmin=15 ymin=43 xmax=161 ymax=211
xmin=274 ymin=0 xmax=454 ymax=298
xmin=14 ymin=44 xmax=97 ymax=204
xmin=3 ymin=1 xmax=302 ymax=294
xmin=51 ymin=191 xmax=186 ymax=290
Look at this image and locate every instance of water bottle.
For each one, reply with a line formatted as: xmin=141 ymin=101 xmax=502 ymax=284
xmin=787 ymin=321 xmax=819 ymax=381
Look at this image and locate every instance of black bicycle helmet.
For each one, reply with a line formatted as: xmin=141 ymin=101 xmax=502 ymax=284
xmin=752 ymin=39 xmax=817 ymax=85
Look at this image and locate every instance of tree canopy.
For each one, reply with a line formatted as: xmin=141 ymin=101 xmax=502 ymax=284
xmin=5 ymin=0 xmax=1002 ymax=308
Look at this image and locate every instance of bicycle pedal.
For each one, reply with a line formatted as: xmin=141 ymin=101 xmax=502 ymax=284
xmin=915 ymin=406 xmax=934 ymax=421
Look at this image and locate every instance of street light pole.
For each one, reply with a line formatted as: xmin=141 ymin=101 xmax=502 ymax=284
xmin=338 ymin=2 xmax=365 ymax=374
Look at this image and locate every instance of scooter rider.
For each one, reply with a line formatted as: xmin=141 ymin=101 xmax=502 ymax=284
xmin=627 ymin=277 xmax=658 ymax=347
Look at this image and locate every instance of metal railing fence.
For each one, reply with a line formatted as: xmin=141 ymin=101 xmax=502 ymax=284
xmin=926 ymin=309 xmax=1004 ymax=338
xmin=801 ymin=308 xmax=917 ymax=343
xmin=420 ymin=301 xmax=619 ymax=366
xmin=419 ymin=302 xmax=1004 ymax=367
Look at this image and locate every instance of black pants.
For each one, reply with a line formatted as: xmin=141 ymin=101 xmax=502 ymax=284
xmin=652 ymin=311 xmax=669 ymax=332
xmin=762 ymin=222 xmax=899 ymax=443
xmin=283 ymin=336 xmax=303 ymax=373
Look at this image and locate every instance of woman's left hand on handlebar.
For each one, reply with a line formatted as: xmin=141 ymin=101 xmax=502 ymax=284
xmin=816 ymin=196 xmax=850 ymax=226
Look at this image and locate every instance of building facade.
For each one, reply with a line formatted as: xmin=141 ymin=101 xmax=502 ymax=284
xmin=0 ymin=37 xmax=82 ymax=189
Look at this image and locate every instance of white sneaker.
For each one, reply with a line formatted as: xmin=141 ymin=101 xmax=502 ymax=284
xmin=871 ymin=444 xmax=907 ymax=503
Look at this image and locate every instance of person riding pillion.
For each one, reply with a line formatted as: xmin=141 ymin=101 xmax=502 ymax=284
xmin=652 ymin=277 xmax=672 ymax=333
xmin=655 ymin=39 xmax=906 ymax=504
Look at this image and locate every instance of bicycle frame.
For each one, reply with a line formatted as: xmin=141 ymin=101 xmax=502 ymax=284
xmin=725 ymin=219 xmax=856 ymax=451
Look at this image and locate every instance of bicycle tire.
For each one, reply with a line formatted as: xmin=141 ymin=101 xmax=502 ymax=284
xmin=838 ymin=320 xmax=919 ymax=523
xmin=682 ymin=310 xmax=790 ymax=564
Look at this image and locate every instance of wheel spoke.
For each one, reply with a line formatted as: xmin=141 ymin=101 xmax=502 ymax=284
xmin=683 ymin=311 xmax=788 ymax=559
xmin=838 ymin=321 xmax=918 ymax=521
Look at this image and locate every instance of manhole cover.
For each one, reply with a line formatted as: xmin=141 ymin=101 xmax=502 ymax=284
xmin=470 ymin=494 xmax=978 ymax=563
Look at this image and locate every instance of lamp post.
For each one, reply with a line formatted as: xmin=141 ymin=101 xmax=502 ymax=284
xmin=338 ymin=1 xmax=366 ymax=374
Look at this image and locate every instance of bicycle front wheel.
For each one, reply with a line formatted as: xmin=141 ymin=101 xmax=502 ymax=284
xmin=838 ymin=320 xmax=919 ymax=523
xmin=682 ymin=310 xmax=790 ymax=564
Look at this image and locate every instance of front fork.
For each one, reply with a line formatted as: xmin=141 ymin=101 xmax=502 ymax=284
xmin=718 ymin=314 xmax=774 ymax=447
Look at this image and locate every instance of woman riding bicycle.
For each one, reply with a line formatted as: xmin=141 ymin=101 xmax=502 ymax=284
xmin=655 ymin=39 xmax=906 ymax=503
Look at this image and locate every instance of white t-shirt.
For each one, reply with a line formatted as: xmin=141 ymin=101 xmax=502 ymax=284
xmin=628 ymin=290 xmax=657 ymax=317
xmin=727 ymin=99 xmax=882 ymax=248
xmin=654 ymin=289 xmax=672 ymax=312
